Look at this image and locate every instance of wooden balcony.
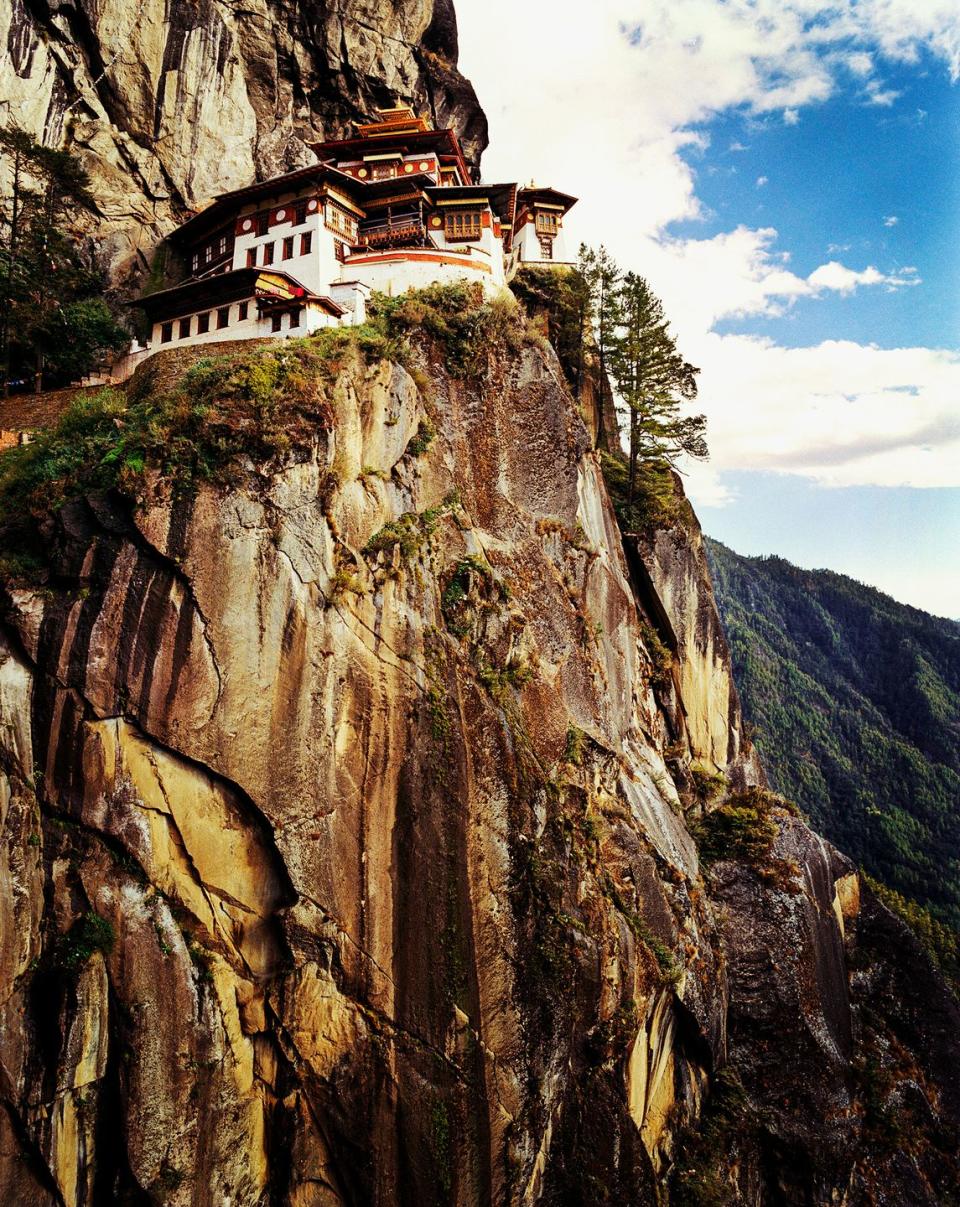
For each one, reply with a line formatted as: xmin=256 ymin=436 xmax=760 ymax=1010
xmin=354 ymin=213 xmax=432 ymax=250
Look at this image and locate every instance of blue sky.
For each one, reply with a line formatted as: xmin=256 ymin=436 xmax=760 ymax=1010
xmin=672 ymin=47 xmax=960 ymax=616
xmin=457 ymin=1 xmax=960 ymax=616
xmin=677 ymin=55 xmax=960 ymax=350
xmin=699 ymin=475 xmax=960 ymax=618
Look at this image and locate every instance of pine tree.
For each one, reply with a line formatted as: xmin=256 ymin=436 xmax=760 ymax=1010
xmin=609 ymin=272 xmax=705 ymax=499
xmin=0 ymin=127 xmax=41 ymax=395
xmin=578 ymin=244 xmax=620 ymax=447
xmin=0 ymin=127 xmax=125 ymax=394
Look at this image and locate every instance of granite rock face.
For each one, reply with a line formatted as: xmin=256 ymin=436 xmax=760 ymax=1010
xmin=0 ymin=0 xmax=486 ymax=290
xmin=0 ymin=327 xmax=957 ymax=1204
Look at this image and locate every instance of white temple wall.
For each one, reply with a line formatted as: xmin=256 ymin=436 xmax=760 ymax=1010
xmin=232 ymin=198 xmax=328 ymax=292
xmin=146 ymin=300 xmax=337 ymax=362
xmin=340 ymin=250 xmax=501 ymax=297
xmin=513 ymin=222 xmax=573 ymax=268
xmin=428 ymin=222 xmax=506 ymax=286
xmin=329 ymin=281 xmax=370 ymax=325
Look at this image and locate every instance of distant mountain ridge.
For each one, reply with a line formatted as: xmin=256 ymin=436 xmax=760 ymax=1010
xmin=705 ymin=538 xmax=960 ymax=928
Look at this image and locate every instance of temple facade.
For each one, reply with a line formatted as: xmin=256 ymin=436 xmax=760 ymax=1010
xmin=132 ymin=107 xmax=577 ymax=361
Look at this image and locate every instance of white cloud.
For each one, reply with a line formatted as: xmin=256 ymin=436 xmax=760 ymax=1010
xmin=635 ymin=231 xmax=921 ymax=336
xmin=883 ymin=214 xmax=899 ymax=226
xmin=756 ymin=175 xmax=768 ymax=187
xmin=684 ymin=337 xmax=960 ymax=496
xmin=863 ymin=78 xmax=903 ymax=105
xmin=806 ymin=260 xmax=918 ymax=293
xmin=456 ymin=0 xmax=960 ymax=504
xmin=841 ymin=51 xmax=875 ymax=76
xmin=729 ymin=140 xmax=749 ymax=151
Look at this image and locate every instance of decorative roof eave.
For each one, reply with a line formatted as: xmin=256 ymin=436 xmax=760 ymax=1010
xmin=168 ymin=164 xmax=367 ymax=245
xmin=168 ymin=165 xmax=463 ymax=246
xmin=352 ymin=172 xmax=436 ymax=200
xmin=354 ymin=105 xmax=430 ymax=138
xmin=516 ymin=186 xmax=578 ymax=213
xmin=311 ymin=127 xmax=472 ymax=183
xmin=132 ymin=268 xmax=342 ymax=320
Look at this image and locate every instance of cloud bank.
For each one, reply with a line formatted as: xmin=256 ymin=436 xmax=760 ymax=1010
xmin=457 ymin=0 xmax=960 ymax=503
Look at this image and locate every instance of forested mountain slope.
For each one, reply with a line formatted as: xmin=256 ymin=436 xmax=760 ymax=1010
xmin=706 ymin=538 xmax=960 ymax=929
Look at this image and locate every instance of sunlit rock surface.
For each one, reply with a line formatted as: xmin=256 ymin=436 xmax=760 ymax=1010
xmin=1 ymin=331 xmax=957 ymax=1204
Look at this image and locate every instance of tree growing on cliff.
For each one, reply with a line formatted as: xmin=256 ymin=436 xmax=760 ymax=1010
xmin=510 ymin=245 xmax=620 ymax=448
xmin=577 ymin=243 xmax=621 ymax=447
xmin=609 ymin=272 xmax=705 ymax=499
xmin=0 ymin=127 xmax=39 ymax=395
xmin=0 ymin=127 xmax=126 ymax=394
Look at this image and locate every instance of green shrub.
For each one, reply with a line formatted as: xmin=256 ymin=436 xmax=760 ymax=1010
xmin=599 ymin=449 xmax=681 ymax=538
xmin=54 ymin=911 xmax=115 ymax=973
xmin=476 ymin=655 xmax=532 ymax=700
xmin=405 ymin=416 xmax=436 ymax=457
xmin=363 ymin=512 xmax=425 ymax=559
xmin=690 ymin=767 xmax=727 ymax=804
xmin=509 ymin=265 xmax=587 ymax=394
xmin=638 ymin=618 xmax=674 ymax=690
xmin=671 ymin=1067 xmax=751 ymax=1206
xmin=564 ymin=726 xmax=587 ymax=767
xmin=428 ymin=1098 xmax=453 ymax=1193
xmin=327 ymin=568 xmax=365 ymax=603
xmin=690 ymin=786 xmax=781 ymax=867
xmin=363 ymin=494 xmax=460 ymax=564
xmin=368 ymin=281 xmax=527 ymax=378
xmin=864 ymin=872 xmax=960 ymax=989
xmin=440 ymin=555 xmax=503 ymax=638
xmin=601 ymin=872 xmax=682 ymax=986
xmin=185 ymin=934 xmax=215 ymax=984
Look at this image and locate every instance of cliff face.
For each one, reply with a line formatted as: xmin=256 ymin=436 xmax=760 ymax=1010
xmin=0 ymin=0 xmax=486 ymax=288
xmin=1 ymin=314 xmax=957 ymax=1205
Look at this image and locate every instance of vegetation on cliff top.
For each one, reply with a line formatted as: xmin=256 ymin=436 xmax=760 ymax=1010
xmin=0 ymin=283 xmax=539 ymax=579
xmin=864 ymin=873 xmax=960 ymax=990
xmin=706 ymin=537 xmax=960 ymax=938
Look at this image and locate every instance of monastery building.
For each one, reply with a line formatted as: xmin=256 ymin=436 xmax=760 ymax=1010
xmin=133 ymin=107 xmax=576 ymax=360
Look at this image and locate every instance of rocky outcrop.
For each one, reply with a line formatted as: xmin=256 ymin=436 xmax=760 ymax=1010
xmin=0 ymin=0 xmax=486 ymax=289
xmin=1 ymin=316 xmax=957 ymax=1204
xmin=690 ymin=819 xmax=960 ymax=1205
xmin=636 ymin=492 xmax=763 ymax=786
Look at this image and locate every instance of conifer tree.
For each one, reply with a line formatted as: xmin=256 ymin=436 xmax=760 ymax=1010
xmin=609 ymin=272 xmax=705 ymax=499
xmin=578 ymin=244 xmax=621 ymax=447
xmin=0 ymin=127 xmax=40 ymax=395
xmin=0 ymin=127 xmax=125 ymax=394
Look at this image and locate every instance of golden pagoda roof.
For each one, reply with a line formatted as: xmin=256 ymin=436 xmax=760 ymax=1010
xmin=356 ymin=105 xmax=431 ymax=139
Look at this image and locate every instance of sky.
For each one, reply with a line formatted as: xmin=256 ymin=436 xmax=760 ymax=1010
xmin=455 ymin=0 xmax=960 ymax=618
